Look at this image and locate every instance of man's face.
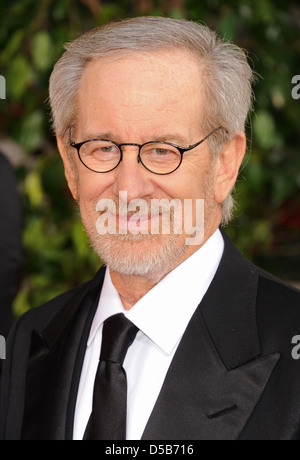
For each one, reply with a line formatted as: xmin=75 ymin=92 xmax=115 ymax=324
xmin=62 ymin=50 xmax=223 ymax=279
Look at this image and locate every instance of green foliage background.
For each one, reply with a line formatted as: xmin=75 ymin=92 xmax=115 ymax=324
xmin=0 ymin=0 xmax=299 ymax=316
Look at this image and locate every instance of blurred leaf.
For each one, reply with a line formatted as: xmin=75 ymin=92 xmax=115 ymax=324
xmin=13 ymin=287 xmax=31 ymax=317
xmin=72 ymin=220 xmax=90 ymax=258
xmin=31 ymin=31 xmax=55 ymax=72
xmin=244 ymin=156 xmax=265 ymax=193
xmin=24 ymin=172 xmax=44 ymax=208
xmin=252 ymin=220 xmax=273 ymax=247
xmin=6 ymin=56 xmax=35 ymax=100
xmin=219 ymin=9 xmax=239 ymax=40
xmin=20 ymin=111 xmax=44 ymax=152
xmin=0 ymin=30 xmax=25 ymax=65
xmin=52 ymin=0 xmax=69 ymax=21
xmin=253 ymin=110 xmax=282 ymax=149
xmin=254 ymin=0 xmax=275 ymax=24
xmin=97 ymin=3 xmax=122 ymax=24
xmin=169 ymin=8 xmax=185 ymax=19
xmin=272 ymin=172 xmax=296 ymax=206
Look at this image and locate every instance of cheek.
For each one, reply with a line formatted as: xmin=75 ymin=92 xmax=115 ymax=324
xmin=77 ymin=172 xmax=113 ymax=224
xmin=161 ymin=170 xmax=206 ymax=201
xmin=78 ymin=168 xmax=113 ymax=200
xmin=165 ymin=154 xmax=212 ymax=198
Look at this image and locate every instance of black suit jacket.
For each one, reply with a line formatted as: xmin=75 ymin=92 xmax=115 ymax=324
xmin=0 ymin=153 xmax=23 ymax=337
xmin=1 ymin=233 xmax=300 ymax=440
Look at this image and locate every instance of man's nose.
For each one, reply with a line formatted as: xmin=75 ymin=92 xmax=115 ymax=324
xmin=112 ymin=147 xmax=155 ymax=203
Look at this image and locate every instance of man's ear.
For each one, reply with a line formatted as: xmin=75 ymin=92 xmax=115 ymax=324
xmin=57 ymin=136 xmax=79 ymax=201
xmin=213 ymin=131 xmax=246 ymax=205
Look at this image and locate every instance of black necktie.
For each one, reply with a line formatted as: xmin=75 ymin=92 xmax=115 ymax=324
xmin=84 ymin=313 xmax=139 ymax=440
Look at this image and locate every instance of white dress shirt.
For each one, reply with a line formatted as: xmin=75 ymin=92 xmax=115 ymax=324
xmin=73 ymin=229 xmax=224 ymax=440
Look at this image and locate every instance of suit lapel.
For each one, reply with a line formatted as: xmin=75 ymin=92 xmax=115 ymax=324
xmin=142 ymin=234 xmax=280 ymax=440
xmin=21 ymin=268 xmax=105 ymax=440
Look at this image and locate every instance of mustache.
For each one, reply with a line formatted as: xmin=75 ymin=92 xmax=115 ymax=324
xmin=95 ymin=196 xmax=181 ymax=217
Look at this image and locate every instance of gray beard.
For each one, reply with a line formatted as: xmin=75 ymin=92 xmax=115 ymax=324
xmin=87 ymin=228 xmax=187 ymax=280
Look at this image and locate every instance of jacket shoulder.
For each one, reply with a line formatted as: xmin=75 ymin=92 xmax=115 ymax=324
xmin=15 ymin=282 xmax=89 ymax=334
xmin=256 ymin=266 xmax=300 ymax=311
xmin=254 ymin=266 xmax=300 ymax=353
xmin=221 ymin=231 xmax=300 ymax=344
xmin=13 ymin=265 xmax=105 ymax=335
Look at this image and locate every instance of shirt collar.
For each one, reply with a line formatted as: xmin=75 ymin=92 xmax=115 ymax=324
xmin=88 ymin=229 xmax=224 ymax=354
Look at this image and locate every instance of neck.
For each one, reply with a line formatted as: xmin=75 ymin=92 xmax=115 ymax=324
xmin=110 ymin=271 xmax=160 ymax=310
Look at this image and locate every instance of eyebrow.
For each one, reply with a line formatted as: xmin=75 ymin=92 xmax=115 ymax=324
xmin=81 ymin=132 xmax=116 ymax=142
xmin=151 ymin=134 xmax=189 ymax=146
xmin=81 ymin=132 xmax=190 ymax=147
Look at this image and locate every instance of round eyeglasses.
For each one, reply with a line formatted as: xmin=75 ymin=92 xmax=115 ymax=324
xmin=70 ymin=127 xmax=223 ymax=176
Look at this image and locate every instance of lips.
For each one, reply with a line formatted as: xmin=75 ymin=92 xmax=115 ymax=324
xmin=116 ymin=212 xmax=160 ymax=233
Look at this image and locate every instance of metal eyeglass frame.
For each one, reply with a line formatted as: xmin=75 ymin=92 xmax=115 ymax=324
xmin=69 ymin=126 xmax=225 ymax=176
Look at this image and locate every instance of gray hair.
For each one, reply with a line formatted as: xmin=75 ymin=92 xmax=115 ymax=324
xmin=49 ymin=16 xmax=255 ymax=224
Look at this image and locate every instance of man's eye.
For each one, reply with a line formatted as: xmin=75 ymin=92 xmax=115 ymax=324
xmin=88 ymin=144 xmax=119 ymax=156
xmin=99 ymin=146 xmax=118 ymax=153
xmin=153 ymin=148 xmax=171 ymax=156
xmin=141 ymin=145 xmax=180 ymax=164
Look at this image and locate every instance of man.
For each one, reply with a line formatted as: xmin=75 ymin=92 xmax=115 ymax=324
xmin=0 ymin=152 xmax=23 ymax=338
xmin=1 ymin=17 xmax=300 ymax=441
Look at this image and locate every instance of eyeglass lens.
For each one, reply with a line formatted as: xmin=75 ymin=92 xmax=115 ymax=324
xmin=79 ymin=140 xmax=182 ymax=174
